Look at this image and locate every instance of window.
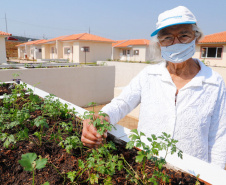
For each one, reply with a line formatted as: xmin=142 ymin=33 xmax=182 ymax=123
xmin=123 ymin=50 xmax=126 ymax=55
xmin=39 ymin=49 xmax=42 ymax=53
xmin=201 ymin=47 xmax=222 ymax=58
xmin=127 ymin=50 xmax=130 ymax=54
xmin=64 ymin=47 xmax=71 ymax=54
xmin=82 ymin=47 xmax=90 ymax=52
xmin=134 ymin=50 xmax=139 ymax=55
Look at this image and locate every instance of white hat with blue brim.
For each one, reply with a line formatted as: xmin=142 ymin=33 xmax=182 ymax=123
xmin=151 ymin=6 xmax=197 ymax=37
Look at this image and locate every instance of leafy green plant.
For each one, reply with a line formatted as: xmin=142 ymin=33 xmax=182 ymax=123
xmin=83 ymin=102 xmax=115 ymax=142
xmin=59 ymin=135 xmax=83 ymax=154
xmin=126 ymin=129 xmax=183 ymax=184
xmin=19 ymin=153 xmax=48 ymax=185
xmin=33 ymin=116 xmax=49 ymax=146
xmin=86 ymin=141 xmax=123 ymax=184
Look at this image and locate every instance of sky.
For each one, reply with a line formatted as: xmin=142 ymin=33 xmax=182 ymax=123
xmin=0 ymin=0 xmax=225 ymax=41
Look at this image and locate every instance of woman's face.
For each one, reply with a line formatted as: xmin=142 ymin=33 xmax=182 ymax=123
xmin=158 ymin=24 xmax=196 ymax=47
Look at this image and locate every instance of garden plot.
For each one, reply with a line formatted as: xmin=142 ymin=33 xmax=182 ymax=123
xmin=0 ymin=82 xmax=225 ymax=184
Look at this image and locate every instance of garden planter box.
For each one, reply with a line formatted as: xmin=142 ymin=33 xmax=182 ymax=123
xmin=1 ymin=81 xmax=226 ymax=184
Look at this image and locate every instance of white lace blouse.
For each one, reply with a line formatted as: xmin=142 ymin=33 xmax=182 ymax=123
xmin=101 ymin=59 xmax=226 ymax=169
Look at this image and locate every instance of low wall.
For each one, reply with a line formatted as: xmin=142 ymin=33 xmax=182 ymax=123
xmin=0 ymin=66 xmax=115 ymax=107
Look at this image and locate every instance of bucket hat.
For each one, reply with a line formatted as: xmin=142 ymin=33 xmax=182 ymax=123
xmin=151 ymin=6 xmax=197 ymax=37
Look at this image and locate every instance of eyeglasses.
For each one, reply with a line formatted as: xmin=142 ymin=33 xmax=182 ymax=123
xmin=158 ymin=32 xmax=195 ymax=46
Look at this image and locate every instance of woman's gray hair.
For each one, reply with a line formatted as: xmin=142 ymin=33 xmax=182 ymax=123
xmin=147 ymin=24 xmax=204 ymax=62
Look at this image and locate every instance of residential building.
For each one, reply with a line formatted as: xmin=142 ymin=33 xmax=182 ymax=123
xmin=0 ymin=31 xmax=12 ymax=63
xmin=17 ymin=33 xmax=115 ymax=63
xmin=194 ymin=31 xmax=226 ymax=67
xmin=112 ymin=39 xmax=150 ymax=62
xmin=17 ymin=39 xmax=46 ymax=60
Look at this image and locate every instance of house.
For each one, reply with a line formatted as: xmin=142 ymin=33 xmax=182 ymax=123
xmin=17 ymin=33 xmax=115 ymax=63
xmin=0 ymin=31 xmax=12 ymax=63
xmin=112 ymin=39 xmax=150 ymax=62
xmin=193 ymin=31 xmax=226 ymax=67
xmin=17 ymin=39 xmax=46 ymax=60
xmin=53 ymin=33 xmax=115 ymax=63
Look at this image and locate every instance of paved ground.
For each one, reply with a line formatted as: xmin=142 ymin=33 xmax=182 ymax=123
xmin=83 ymin=104 xmax=138 ymax=130
xmin=211 ymin=66 xmax=226 ymax=83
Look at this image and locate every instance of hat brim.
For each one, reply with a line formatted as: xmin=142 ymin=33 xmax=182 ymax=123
xmin=150 ymin=21 xmax=196 ymax=37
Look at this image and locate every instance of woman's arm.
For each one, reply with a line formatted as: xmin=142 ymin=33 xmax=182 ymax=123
xmin=81 ymin=67 xmax=148 ymax=148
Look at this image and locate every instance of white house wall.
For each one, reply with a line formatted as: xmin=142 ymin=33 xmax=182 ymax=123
xmin=0 ymin=36 xmax=7 ymax=63
xmin=62 ymin=42 xmax=73 ymax=62
xmin=79 ymin=41 xmax=112 ymax=63
xmin=194 ymin=44 xmax=226 ymax=67
xmin=112 ymin=48 xmax=121 ymax=60
xmin=114 ymin=46 xmax=148 ymax=62
xmin=131 ymin=46 xmax=147 ymax=62
xmin=73 ymin=42 xmax=80 ymax=63
xmin=56 ymin=41 xmax=63 ymax=59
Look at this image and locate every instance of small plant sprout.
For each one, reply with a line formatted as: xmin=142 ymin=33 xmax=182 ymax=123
xmin=83 ymin=102 xmax=116 ymax=144
xmin=19 ymin=153 xmax=48 ymax=185
xmin=126 ymin=129 xmax=183 ymax=184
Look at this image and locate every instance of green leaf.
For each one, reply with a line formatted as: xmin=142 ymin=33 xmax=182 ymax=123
xmin=90 ymin=173 xmax=99 ymax=184
xmin=147 ymin=137 xmax=152 ymax=142
xmin=140 ymin=132 xmax=146 ymax=137
xmin=78 ymin=159 xmax=85 ymax=169
xmin=130 ymin=129 xmax=138 ymax=135
xmin=19 ymin=153 xmax=37 ymax=171
xmin=67 ymin=171 xmax=76 ymax=182
xmin=36 ymin=157 xmax=48 ymax=170
xmin=42 ymin=182 xmax=49 ymax=185
xmin=136 ymin=154 xmax=145 ymax=163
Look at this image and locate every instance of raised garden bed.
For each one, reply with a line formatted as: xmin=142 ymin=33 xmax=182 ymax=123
xmin=0 ymin=82 xmax=225 ymax=184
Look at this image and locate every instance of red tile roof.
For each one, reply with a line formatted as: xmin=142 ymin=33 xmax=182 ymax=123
xmin=60 ymin=33 xmax=115 ymax=42
xmin=199 ymin=31 xmax=226 ymax=44
xmin=41 ymin=35 xmax=69 ymax=44
xmin=0 ymin=31 xmax=12 ymax=36
xmin=16 ymin=39 xmax=46 ymax=47
xmin=113 ymin=39 xmax=150 ymax=47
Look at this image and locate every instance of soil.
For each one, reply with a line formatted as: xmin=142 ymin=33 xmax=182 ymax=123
xmin=0 ymin=86 xmax=207 ymax=185
xmin=0 ymin=83 xmax=15 ymax=95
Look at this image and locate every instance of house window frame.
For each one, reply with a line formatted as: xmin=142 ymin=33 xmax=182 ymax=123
xmin=64 ymin=47 xmax=71 ymax=55
xmin=133 ymin=50 xmax=139 ymax=55
xmin=201 ymin=46 xmax=223 ymax=59
xmin=83 ymin=46 xmax=90 ymax=52
xmin=122 ymin=49 xmax=126 ymax=56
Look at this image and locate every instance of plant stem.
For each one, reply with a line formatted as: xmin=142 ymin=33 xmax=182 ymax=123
xmin=32 ymin=169 xmax=35 ymax=185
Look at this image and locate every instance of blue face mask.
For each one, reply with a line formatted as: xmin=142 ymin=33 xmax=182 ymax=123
xmin=161 ymin=39 xmax=196 ymax=63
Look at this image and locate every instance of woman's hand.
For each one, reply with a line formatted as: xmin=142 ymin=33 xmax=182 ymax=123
xmin=81 ymin=114 xmax=109 ymax=148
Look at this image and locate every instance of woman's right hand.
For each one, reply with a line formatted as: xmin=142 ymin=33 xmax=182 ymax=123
xmin=81 ymin=115 xmax=108 ymax=148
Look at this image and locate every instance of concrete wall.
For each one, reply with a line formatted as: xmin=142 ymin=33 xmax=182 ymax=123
xmin=0 ymin=66 xmax=115 ymax=107
xmin=194 ymin=44 xmax=226 ymax=67
xmin=98 ymin=61 xmax=149 ymax=87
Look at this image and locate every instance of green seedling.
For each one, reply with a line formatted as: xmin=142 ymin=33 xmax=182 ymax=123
xmin=19 ymin=153 xmax=48 ymax=185
xmin=86 ymin=141 xmax=123 ymax=184
xmin=59 ymin=135 xmax=83 ymax=154
xmin=126 ymin=129 xmax=183 ymax=184
xmin=33 ymin=116 xmax=49 ymax=146
xmin=83 ymin=102 xmax=115 ymax=144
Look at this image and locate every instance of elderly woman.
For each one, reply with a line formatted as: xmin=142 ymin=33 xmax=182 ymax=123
xmin=81 ymin=6 xmax=226 ymax=169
